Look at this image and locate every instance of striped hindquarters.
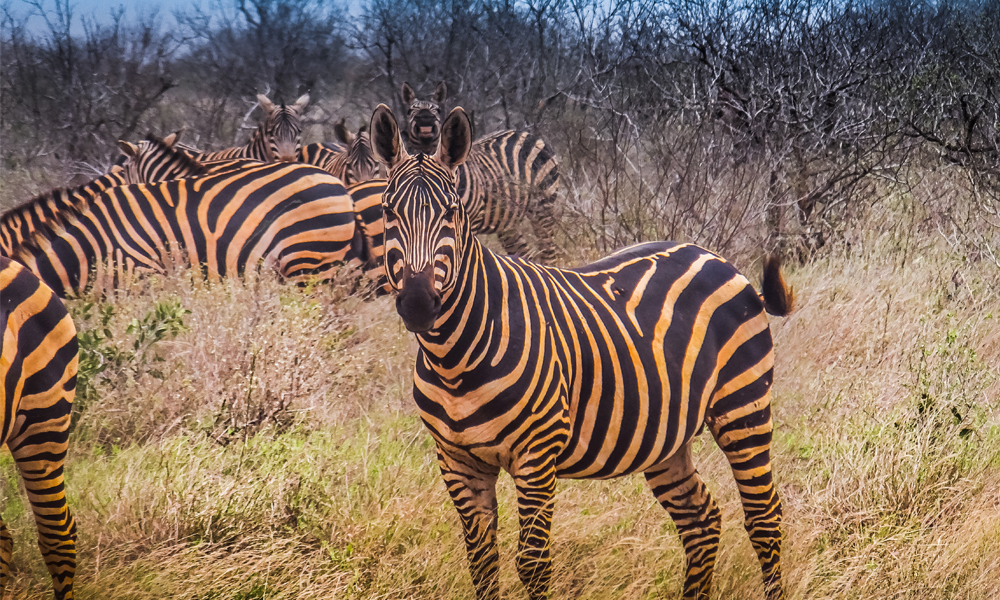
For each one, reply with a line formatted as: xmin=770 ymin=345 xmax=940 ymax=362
xmin=458 ymin=130 xmax=561 ymax=261
xmin=10 ymin=163 xmax=361 ymax=296
xmin=0 ymin=257 xmax=77 ymax=600
xmin=1 ymin=172 xmax=128 ymax=256
xmin=299 ymin=142 xmax=345 ymax=173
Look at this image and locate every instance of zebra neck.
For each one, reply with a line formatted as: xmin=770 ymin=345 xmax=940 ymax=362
xmin=415 ymin=237 xmax=501 ymax=363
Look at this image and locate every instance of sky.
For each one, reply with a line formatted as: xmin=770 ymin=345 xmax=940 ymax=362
xmin=7 ymin=0 xmax=365 ymax=37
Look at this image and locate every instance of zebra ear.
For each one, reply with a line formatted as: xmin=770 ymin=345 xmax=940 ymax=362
xmin=333 ymin=118 xmax=353 ymax=144
xmin=257 ymin=94 xmax=276 ymax=114
xmin=433 ymin=81 xmax=447 ymax=104
xmin=292 ymin=93 xmax=310 ymax=112
xmin=162 ymin=131 xmax=181 ymax=147
xmin=436 ymin=107 xmax=471 ymax=171
xmin=370 ymin=104 xmax=409 ymax=170
xmin=401 ymin=82 xmax=416 ymax=105
xmin=117 ymin=140 xmax=139 ymax=158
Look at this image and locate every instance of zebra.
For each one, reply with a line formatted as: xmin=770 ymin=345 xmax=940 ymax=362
xmin=299 ymin=119 xmax=380 ymax=186
xmin=399 ymin=83 xmax=561 ymax=262
xmin=369 ymin=103 xmax=793 ymax=600
xmin=401 ymin=81 xmax=448 ymax=155
xmin=115 ymin=133 xmax=260 ymax=184
xmin=2 ymin=135 xmax=249 ymax=257
xmin=4 ymin=161 xmax=363 ymax=297
xmin=198 ymin=94 xmax=309 ymax=163
xmin=114 ymin=132 xmax=209 ymax=183
xmin=1 ymin=172 xmax=130 ymax=256
xmin=1 ymin=257 xmax=78 ymax=600
xmin=458 ymin=129 xmax=560 ymax=262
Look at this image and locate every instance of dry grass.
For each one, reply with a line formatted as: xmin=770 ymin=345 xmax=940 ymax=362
xmin=3 ymin=194 xmax=1000 ymax=599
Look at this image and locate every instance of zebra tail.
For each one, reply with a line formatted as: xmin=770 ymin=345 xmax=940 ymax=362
xmin=761 ymin=253 xmax=795 ymax=317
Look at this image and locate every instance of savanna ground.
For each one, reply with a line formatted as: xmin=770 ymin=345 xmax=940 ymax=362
xmin=2 ymin=184 xmax=999 ymax=599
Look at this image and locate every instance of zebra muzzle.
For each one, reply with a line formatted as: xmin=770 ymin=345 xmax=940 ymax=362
xmin=395 ymin=264 xmax=441 ymax=333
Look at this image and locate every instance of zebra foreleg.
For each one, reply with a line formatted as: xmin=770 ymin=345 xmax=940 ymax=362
xmin=512 ymin=460 xmax=558 ymax=600
xmin=645 ymin=443 xmax=722 ymax=600
xmin=1 ymin=515 xmax=11 ymax=595
xmin=9 ymin=422 xmax=77 ymax=599
xmin=438 ymin=449 xmax=502 ymax=600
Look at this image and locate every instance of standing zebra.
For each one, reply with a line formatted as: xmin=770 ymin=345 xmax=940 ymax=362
xmin=399 ymin=83 xmax=561 ymax=262
xmin=198 ymin=94 xmax=309 ymax=163
xmin=1 ymin=257 xmax=78 ymax=600
xmin=4 ymin=162 xmax=362 ymax=296
xmin=401 ymin=81 xmax=448 ymax=154
xmin=370 ymin=104 xmax=793 ymax=600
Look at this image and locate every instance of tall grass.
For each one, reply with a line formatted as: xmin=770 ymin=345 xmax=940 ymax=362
xmin=3 ymin=192 xmax=999 ymax=599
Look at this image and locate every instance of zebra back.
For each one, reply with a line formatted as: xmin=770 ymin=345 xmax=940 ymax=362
xmin=1 ymin=256 xmax=78 ymax=600
xmin=10 ymin=162 xmax=362 ymax=296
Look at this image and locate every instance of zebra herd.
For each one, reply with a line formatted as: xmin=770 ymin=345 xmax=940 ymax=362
xmin=1 ymin=85 xmax=794 ymax=600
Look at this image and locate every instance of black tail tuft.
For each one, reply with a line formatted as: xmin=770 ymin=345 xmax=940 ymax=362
xmin=761 ymin=253 xmax=795 ymax=317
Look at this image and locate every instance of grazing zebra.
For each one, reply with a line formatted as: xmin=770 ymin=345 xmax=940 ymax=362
xmin=5 ymin=162 xmax=362 ymax=296
xmin=399 ymin=83 xmax=561 ymax=261
xmin=199 ymin=94 xmax=309 ymax=162
xmin=2 ymin=135 xmax=250 ymax=258
xmin=1 ymin=257 xmax=78 ymax=600
xmin=299 ymin=120 xmax=380 ymax=186
xmin=115 ymin=134 xmax=260 ymax=184
xmin=115 ymin=132 xmax=209 ymax=183
xmin=369 ymin=104 xmax=793 ymax=600
xmin=401 ymin=81 xmax=448 ymax=154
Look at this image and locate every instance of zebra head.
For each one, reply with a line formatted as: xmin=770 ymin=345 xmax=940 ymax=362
xmin=401 ymin=81 xmax=447 ymax=155
xmin=370 ymin=103 xmax=472 ymax=333
xmin=333 ymin=120 xmax=380 ymax=185
xmin=115 ymin=132 xmax=204 ymax=184
xmin=257 ymin=93 xmax=309 ymax=162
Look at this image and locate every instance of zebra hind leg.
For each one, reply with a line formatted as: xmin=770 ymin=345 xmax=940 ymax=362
xmin=707 ymin=386 xmax=784 ymax=600
xmin=497 ymin=225 xmax=533 ymax=260
xmin=644 ymin=442 xmax=722 ymax=600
